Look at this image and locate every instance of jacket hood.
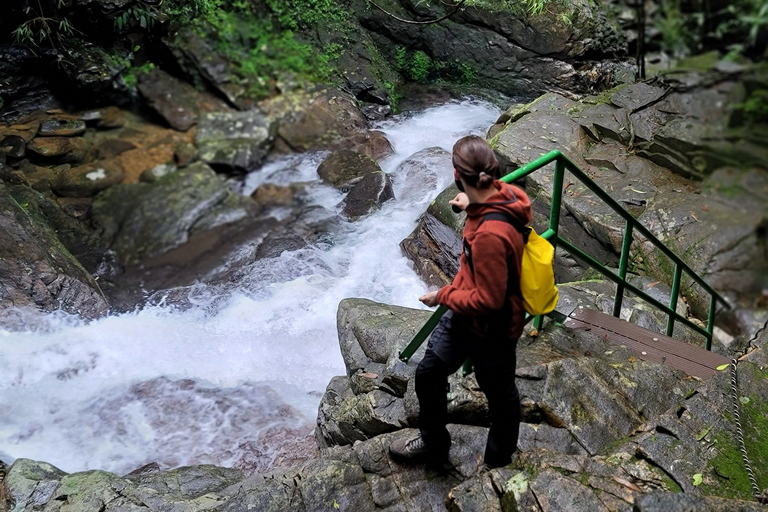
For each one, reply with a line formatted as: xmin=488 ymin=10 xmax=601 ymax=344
xmin=464 ymin=180 xmax=532 ymax=227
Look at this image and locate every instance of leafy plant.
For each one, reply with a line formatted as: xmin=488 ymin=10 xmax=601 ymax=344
xmin=12 ymin=0 xmax=76 ymax=48
xmin=733 ymin=89 xmax=768 ymax=125
xmin=410 ymin=50 xmax=432 ymax=82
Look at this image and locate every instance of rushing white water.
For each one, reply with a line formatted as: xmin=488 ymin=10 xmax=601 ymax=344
xmin=0 ymin=98 xmax=501 ymax=475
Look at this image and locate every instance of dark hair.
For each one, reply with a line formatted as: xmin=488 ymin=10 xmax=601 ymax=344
xmin=452 ymin=135 xmax=499 ymax=189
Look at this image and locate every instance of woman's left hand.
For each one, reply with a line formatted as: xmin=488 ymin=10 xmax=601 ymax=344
xmin=419 ymin=291 xmax=439 ymax=307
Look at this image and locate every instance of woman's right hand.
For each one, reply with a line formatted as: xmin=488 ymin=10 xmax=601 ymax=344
xmin=449 ymin=192 xmax=469 ymax=212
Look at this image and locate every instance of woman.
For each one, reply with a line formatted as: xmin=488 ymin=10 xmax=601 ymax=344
xmin=389 ymin=135 xmax=532 ymax=471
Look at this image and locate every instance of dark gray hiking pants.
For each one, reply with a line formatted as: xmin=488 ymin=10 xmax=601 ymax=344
xmin=415 ymin=309 xmax=520 ymax=467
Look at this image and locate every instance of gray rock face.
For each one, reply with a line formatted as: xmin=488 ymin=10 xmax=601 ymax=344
xmin=260 ymin=87 xmax=372 ymax=154
xmin=341 ymin=171 xmax=395 ymax=220
xmin=90 ymin=162 xmax=251 ymax=264
xmin=0 ymin=182 xmax=108 ymax=326
xmin=487 ymin=73 xmax=768 ymax=313
xmin=400 ymin=184 xmax=466 ymax=288
xmin=353 ymin=0 xmax=628 ymax=98
xmin=195 ymin=111 xmax=277 ymax=173
xmin=317 ymin=150 xmax=383 ymax=189
xmin=137 ymin=68 xmax=205 ymax=132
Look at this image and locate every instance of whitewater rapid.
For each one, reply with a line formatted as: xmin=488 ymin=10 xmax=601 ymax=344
xmin=0 ymin=99 xmax=502 ymax=474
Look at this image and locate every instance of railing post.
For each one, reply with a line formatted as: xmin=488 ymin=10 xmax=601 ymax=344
xmin=706 ymin=295 xmax=717 ymax=351
xmin=535 ymin=157 xmax=565 ymax=332
xmin=613 ymin=221 xmax=634 ymax=318
xmin=666 ymin=265 xmax=683 ymax=337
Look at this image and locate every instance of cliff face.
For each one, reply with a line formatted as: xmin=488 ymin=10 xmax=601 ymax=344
xmin=0 ymin=0 xmax=633 ymax=122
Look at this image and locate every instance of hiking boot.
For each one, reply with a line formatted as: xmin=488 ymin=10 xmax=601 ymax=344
xmin=389 ymin=435 xmax=429 ymax=462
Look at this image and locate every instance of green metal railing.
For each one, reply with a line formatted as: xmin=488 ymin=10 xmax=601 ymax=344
xmin=399 ymin=149 xmax=729 ymax=363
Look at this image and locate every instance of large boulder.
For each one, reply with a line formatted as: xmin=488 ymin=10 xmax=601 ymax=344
xmin=0 ymin=182 xmax=108 ymax=326
xmin=137 ymin=68 xmax=227 ymax=132
xmin=487 ymin=71 xmax=768 ymax=315
xmin=90 ymin=161 xmax=253 ymax=265
xmin=341 ymin=171 xmax=395 ymax=220
xmin=195 ymin=110 xmax=277 ymax=173
xmin=260 ymin=87 xmax=378 ymax=155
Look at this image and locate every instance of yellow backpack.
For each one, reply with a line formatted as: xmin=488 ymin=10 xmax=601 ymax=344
xmin=477 ymin=213 xmax=559 ymax=316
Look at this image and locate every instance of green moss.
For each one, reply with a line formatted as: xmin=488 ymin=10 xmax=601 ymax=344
xmin=701 ymin=394 xmax=768 ymax=500
xmin=581 ymin=83 xmax=633 ymax=108
xmin=570 ymin=402 xmax=593 ymax=423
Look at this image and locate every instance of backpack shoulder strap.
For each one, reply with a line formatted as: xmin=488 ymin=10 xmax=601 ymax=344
xmin=478 ymin=212 xmax=530 ymax=243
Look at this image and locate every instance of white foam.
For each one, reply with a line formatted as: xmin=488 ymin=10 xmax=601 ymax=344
xmin=0 ymin=98 xmax=501 ymax=474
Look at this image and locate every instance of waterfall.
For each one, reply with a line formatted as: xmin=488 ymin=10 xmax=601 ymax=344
xmin=0 ymin=98 xmax=502 ymax=475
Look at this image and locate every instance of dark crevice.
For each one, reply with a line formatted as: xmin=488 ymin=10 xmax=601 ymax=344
xmin=655 ymin=425 xmax=680 ymax=439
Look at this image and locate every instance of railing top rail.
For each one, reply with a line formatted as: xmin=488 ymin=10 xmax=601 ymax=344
xmin=501 ymin=150 xmax=729 ymax=308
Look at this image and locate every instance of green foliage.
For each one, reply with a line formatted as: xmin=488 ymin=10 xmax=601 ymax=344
xmin=456 ymin=60 xmax=477 ymax=85
xmin=123 ymin=62 xmax=155 ymax=89
xmin=657 ymin=0 xmax=768 ymax=59
xmin=264 ymin=0 xmax=349 ymax=31
xmin=410 ymin=51 xmax=432 ymax=82
xmin=733 ymin=89 xmax=768 ymax=125
xmin=12 ymin=0 xmax=75 ymax=48
xmin=200 ymin=6 xmax=330 ymax=99
xmin=114 ymin=5 xmax=158 ymax=31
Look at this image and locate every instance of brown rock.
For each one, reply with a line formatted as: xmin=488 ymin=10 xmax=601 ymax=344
xmin=27 ymin=136 xmax=89 ymax=163
xmin=52 ymin=160 xmax=125 ymax=197
xmin=38 ymin=118 xmax=87 ymax=137
xmin=174 ymin=141 xmax=198 ymax=167
xmin=350 ymin=130 xmax=394 ymax=161
xmin=57 ymin=197 xmax=93 ymax=219
xmin=317 ymin=150 xmax=383 ymax=188
xmin=85 ymin=138 xmax=137 ymax=162
xmin=137 ymin=68 xmax=202 ymax=131
xmin=251 ymin=183 xmax=301 ymax=208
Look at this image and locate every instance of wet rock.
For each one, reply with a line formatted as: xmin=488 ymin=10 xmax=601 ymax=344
xmin=90 ymin=162 xmax=242 ymax=264
xmin=317 ymin=150 xmax=383 ymax=188
xmin=390 ymin=146 xmax=452 ymax=202
xmin=351 ymin=129 xmax=394 ymax=161
xmin=251 ymin=183 xmax=303 ymax=208
xmin=51 ymin=160 xmax=125 ymax=197
xmin=38 ymin=118 xmax=87 ymax=137
xmin=0 ymin=135 xmax=26 ymax=158
xmin=82 ymin=106 xmax=127 ymax=129
xmin=26 ymin=136 xmax=89 ymax=163
xmin=139 ymin=163 xmax=178 ymax=183
xmin=341 ymin=171 xmax=394 ymax=220
xmin=174 ymin=141 xmax=197 ymax=167
xmin=195 ymin=111 xmax=276 ymax=173
xmin=400 ymin=184 xmax=465 ymax=287
xmin=84 ymin=138 xmax=136 ymax=162
xmin=137 ymin=68 xmax=204 ymax=131
xmin=261 ymin=87 xmax=369 ymax=153
xmin=0 ymin=182 xmax=108 ymax=324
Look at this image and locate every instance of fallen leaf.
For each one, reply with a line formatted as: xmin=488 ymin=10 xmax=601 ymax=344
xmin=690 ymin=211 xmax=699 ymax=221
xmin=647 ymin=281 xmax=661 ymax=289
xmin=716 ymin=364 xmax=729 ymax=371
xmin=701 ymin=204 xmax=709 ymax=212
xmin=529 ymin=329 xmax=539 ymax=337
xmin=693 ymin=474 xmax=703 ymax=486
xmin=630 ymin=188 xmax=648 ymax=194
xmin=612 ymin=475 xmax=642 ymax=492
xmin=628 ymin=356 xmax=637 ymax=362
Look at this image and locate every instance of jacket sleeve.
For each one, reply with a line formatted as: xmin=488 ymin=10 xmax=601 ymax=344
xmin=437 ymin=230 xmax=517 ymax=315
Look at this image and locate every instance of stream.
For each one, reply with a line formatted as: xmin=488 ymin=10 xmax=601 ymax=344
xmin=0 ymin=98 xmax=502 ymax=475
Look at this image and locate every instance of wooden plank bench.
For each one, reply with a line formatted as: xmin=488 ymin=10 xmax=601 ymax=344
xmin=562 ymin=307 xmax=730 ymax=380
